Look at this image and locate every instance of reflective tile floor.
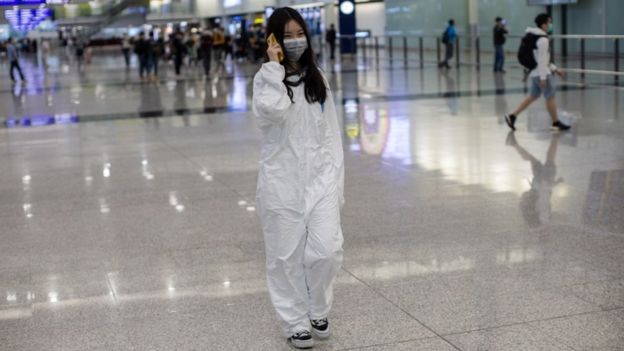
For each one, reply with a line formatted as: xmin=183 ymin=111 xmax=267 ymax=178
xmin=1 ymin=52 xmax=623 ymax=350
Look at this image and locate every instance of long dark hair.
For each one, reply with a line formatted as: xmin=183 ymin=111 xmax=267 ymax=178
xmin=265 ymin=7 xmax=327 ymax=104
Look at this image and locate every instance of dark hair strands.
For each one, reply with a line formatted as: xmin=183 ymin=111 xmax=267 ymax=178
xmin=265 ymin=7 xmax=327 ymax=105
xmin=535 ymin=13 xmax=551 ymax=28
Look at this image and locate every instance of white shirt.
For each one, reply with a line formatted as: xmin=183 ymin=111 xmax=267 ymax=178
xmin=526 ymin=27 xmax=558 ymax=80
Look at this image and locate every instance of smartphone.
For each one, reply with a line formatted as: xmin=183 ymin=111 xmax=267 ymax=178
xmin=267 ymin=33 xmax=284 ymax=62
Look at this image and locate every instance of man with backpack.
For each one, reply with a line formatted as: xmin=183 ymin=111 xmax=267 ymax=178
xmin=493 ymin=17 xmax=508 ymax=73
xmin=438 ymin=19 xmax=456 ymax=69
xmin=505 ymin=13 xmax=571 ymax=132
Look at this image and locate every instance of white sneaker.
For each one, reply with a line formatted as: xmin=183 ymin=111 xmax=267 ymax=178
xmin=288 ymin=330 xmax=314 ymax=349
xmin=310 ymin=318 xmax=330 ymax=339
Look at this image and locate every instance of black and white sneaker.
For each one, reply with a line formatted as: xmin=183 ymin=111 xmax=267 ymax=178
xmin=288 ymin=330 xmax=314 ymax=349
xmin=551 ymin=120 xmax=571 ymax=131
xmin=504 ymin=114 xmax=517 ymax=131
xmin=311 ymin=318 xmax=330 ymax=339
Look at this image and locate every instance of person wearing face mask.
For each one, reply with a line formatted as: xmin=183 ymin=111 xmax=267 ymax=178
xmin=252 ymin=7 xmax=344 ymax=350
xmin=505 ymin=13 xmax=571 ymax=132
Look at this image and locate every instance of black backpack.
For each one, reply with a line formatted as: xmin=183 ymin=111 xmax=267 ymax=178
xmin=517 ymin=33 xmax=546 ymax=70
xmin=441 ymin=29 xmax=449 ymax=44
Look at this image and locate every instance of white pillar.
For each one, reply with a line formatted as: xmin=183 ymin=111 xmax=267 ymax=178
xmin=468 ymin=0 xmax=479 ymax=37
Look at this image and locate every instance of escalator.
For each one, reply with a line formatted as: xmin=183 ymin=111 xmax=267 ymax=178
xmin=54 ymin=0 xmax=148 ymax=37
xmin=84 ymin=0 xmax=149 ymax=37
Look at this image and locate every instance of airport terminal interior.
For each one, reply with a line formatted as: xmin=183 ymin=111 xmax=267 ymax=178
xmin=0 ymin=0 xmax=623 ymax=350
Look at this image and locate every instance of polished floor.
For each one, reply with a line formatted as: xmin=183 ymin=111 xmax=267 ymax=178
xmin=1 ymin=50 xmax=623 ymax=350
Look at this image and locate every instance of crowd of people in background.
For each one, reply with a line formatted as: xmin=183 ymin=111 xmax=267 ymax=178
xmin=108 ymin=25 xmax=266 ymax=81
xmin=0 ymin=15 xmax=558 ymax=88
xmin=117 ymin=25 xmax=267 ymax=81
xmin=0 ymin=24 xmax=268 ymax=84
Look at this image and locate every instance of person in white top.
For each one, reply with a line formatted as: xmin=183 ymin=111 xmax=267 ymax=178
xmin=252 ymin=7 xmax=344 ymax=350
xmin=121 ymin=34 xmax=131 ymax=68
xmin=505 ymin=13 xmax=571 ymax=132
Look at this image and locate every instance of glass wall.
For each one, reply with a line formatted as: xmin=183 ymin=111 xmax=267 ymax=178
xmin=567 ymin=0 xmax=624 ymax=54
xmin=385 ymin=0 xmax=469 ymax=37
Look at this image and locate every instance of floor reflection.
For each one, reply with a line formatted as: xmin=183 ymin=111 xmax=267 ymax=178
xmin=441 ymin=70 xmax=459 ymax=115
xmin=583 ymin=169 xmax=624 ymax=233
xmin=506 ymin=132 xmax=562 ymax=228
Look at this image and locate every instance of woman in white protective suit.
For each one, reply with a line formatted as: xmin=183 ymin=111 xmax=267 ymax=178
xmin=252 ymin=7 xmax=344 ymax=350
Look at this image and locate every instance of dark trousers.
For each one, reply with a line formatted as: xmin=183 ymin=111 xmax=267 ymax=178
xmin=329 ymin=42 xmax=336 ymax=59
xmin=152 ymin=57 xmax=159 ymax=76
xmin=494 ymin=44 xmax=505 ymax=71
xmin=441 ymin=42 xmax=453 ymax=67
xmin=122 ymin=48 xmax=130 ymax=67
xmin=139 ymin=56 xmax=149 ymax=78
xmin=174 ymin=55 xmax=183 ymax=75
xmin=202 ymin=55 xmax=211 ymax=76
xmin=10 ymin=60 xmax=25 ymax=81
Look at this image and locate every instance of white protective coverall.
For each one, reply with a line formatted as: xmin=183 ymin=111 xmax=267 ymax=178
xmin=252 ymin=61 xmax=345 ymax=337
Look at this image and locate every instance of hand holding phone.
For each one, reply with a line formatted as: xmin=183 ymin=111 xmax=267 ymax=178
xmin=267 ymin=33 xmax=284 ymax=62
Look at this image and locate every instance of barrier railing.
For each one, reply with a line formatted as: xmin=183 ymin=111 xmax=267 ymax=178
xmin=333 ymin=34 xmax=623 ymax=85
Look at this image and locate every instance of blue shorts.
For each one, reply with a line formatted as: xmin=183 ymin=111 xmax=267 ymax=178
xmin=530 ymin=75 xmax=556 ymax=99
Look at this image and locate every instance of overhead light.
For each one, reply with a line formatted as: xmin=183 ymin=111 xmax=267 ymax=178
xmin=340 ymin=0 xmax=355 ymax=15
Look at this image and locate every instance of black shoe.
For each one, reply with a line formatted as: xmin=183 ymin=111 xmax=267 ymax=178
xmin=311 ymin=318 xmax=330 ymax=339
xmin=504 ymin=114 xmax=516 ymax=131
xmin=288 ymin=330 xmax=314 ymax=349
xmin=551 ymin=120 xmax=571 ymax=131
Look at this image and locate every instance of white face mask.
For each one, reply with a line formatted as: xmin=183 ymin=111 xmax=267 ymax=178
xmin=283 ymin=37 xmax=308 ymax=62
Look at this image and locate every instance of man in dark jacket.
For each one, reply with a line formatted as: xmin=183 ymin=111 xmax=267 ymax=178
xmin=134 ymin=32 xmax=151 ymax=79
xmin=171 ymin=32 xmax=186 ymax=76
xmin=493 ymin=17 xmax=508 ymax=73
xmin=200 ymin=30 xmax=213 ymax=77
xmin=326 ymin=24 xmax=337 ymax=60
xmin=147 ymin=32 xmax=164 ymax=79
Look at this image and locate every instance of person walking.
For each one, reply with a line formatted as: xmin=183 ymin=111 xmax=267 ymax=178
xmin=438 ymin=19 xmax=457 ymax=69
xmin=6 ymin=38 xmax=25 ymax=83
xmin=151 ymin=33 xmax=165 ymax=80
xmin=213 ymin=27 xmax=225 ymax=62
xmin=187 ymin=34 xmax=199 ymax=67
xmin=505 ymin=13 xmax=571 ymax=132
xmin=326 ymin=24 xmax=337 ymax=60
xmin=134 ymin=32 xmax=150 ymax=80
xmin=41 ymin=40 xmax=50 ymax=68
xmin=171 ymin=32 xmax=186 ymax=76
xmin=253 ymin=7 xmax=344 ymax=350
xmin=200 ymin=30 xmax=213 ymax=77
xmin=75 ymin=36 xmax=86 ymax=69
xmin=121 ymin=34 xmax=132 ymax=68
xmin=493 ymin=17 xmax=508 ymax=73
